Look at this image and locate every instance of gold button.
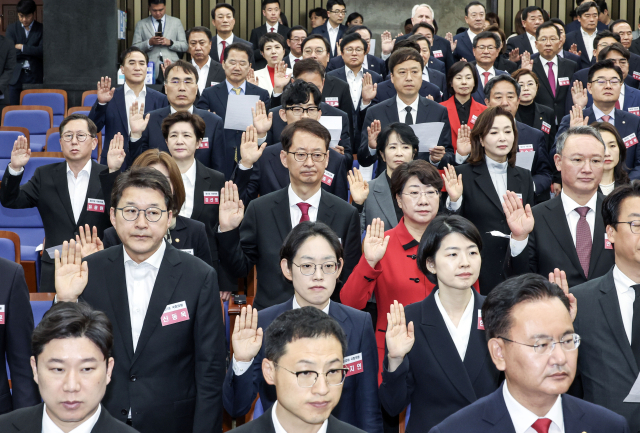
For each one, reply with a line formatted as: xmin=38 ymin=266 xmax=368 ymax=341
xmin=175 ymin=238 xmax=180 ymax=243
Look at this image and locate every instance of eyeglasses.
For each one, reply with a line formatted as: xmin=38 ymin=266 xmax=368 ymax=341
xmin=289 ymin=37 xmax=305 ymax=43
xmin=344 ymin=47 xmax=365 ymax=54
xmin=303 ymin=48 xmax=326 ymax=55
xmin=275 ymin=363 xmax=349 ymax=387
xmin=402 ymin=190 xmax=439 ymax=200
xmin=61 ymin=132 xmax=93 ymax=142
xmin=293 ymin=261 xmax=339 ymax=275
xmin=590 ymin=78 xmax=622 ymax=86
xmin=615 ymin=220 xmax=640 ymax=234
xmin=499 ymin=333 xmax=581 ymax=355
xmin=288 ymin=151 xmax=327 ymax=162
xmin=537 ymin=37 xmax=559 ymax=43
xmin=117 ymin=206 xmax=168 ymax=222
xmin=329 ymin=9 xmax=347 ymax=15
xmin=285 ymin=106 xmax=319 ymax=116
xmin=167 ymin=78 xmax=196 ymax=86
xmin=475 ymin=45 xmax=497 ymax=52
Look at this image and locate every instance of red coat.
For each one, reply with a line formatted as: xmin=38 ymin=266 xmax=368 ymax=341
xmin=440 ymin=96 xmax=487 ymax=152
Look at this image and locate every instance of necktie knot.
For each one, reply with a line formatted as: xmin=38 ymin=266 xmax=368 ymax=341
xmin=404 ymin=106 xmax=414 ymax=125
xmin=575 ymin=206 xmax=590 ymax=218
xmin=297 ymin=203 xmax=311 ymax=224
xmin=232 ymin=87 xmax=241 ymax=95
xmin=601 ymin=114 xmax=611 ymax=123
xmin=531 ymin=418 xmax=552 ymax=433
xmin=270 ymin=27 xmax=275 ymax=32
xmin=482 ymin=71 xmax=491 ymax=86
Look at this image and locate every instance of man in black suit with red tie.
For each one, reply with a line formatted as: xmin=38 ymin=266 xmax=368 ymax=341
xmin=249 ymin=0 xmax=290 ymax=70
xmin=210 ymin=3 xmax=253 ymax=64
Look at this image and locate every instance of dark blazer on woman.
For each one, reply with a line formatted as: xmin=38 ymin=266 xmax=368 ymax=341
xmin=379 ymin=289 xmax=501 ymax=433
xmin=453 ymin=160 xmax=535 ymax=293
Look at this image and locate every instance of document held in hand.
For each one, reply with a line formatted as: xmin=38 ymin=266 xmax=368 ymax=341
xmin=319 ymin=116 xmax=342 ymax=148
xmin=409 ymin=122 xmax=445 ymax=152
xmin=224 ymin=94 xmax=260 ymax=131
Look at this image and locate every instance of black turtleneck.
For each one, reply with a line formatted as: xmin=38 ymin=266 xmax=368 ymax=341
xmin=517 ymin=102 xmax=535 ymax=128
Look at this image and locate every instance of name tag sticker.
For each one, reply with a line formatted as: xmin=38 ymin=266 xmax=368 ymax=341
xmin=630 ymin=107 xmax=640 ymax=116
xmin=211 ymin=81 xmax=219 ymax=86
xmin=433 ymin=50 xmax=443 ymax=58
xmin=204 ymin=191 xmax=219 ymax=204
xmin=623 ymin=133 xmax=638 ymax=148
xmin=470 ymin=114 xmax=478 ymax=125
xmin=181 ymin=249 xmax=194 ymax=255
xmin=87 ymin=199 xmax=105 ymax=213
xmin=541 ymin=121 xmax=551 ymax=134
xmin=605 ymin=234 xmax=613 ymax=250
xmin=0 ymin=305 xmax=4 ymax=325
xmin=558 ymin=77 xmax=570 ymax=86
xmin=322 ymin=170 xmax=335 ymax=186
xmin=161 ymin=301 xmax=190 ymax=326
xmin=516 ymin=193 xmax=523 ymax=203
xmin=325 ymin=97 xmax=339 ymax=107
xmin=634 ymin=71 xmax=640 ymax=81
xmin=518 ymin=144 xmax=534 ymax=152
xmin=344 ymin=352 xmax=363 ymax=377
xmin=198 ymin=137 xmax=209 ymax=149
xmin=477 ymin=309 xmax=484 ymax=330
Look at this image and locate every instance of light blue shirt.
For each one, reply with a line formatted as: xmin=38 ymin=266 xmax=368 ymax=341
xmin=592 ymin=105 xmax=616 ymax=125
xmin=225 ymin=80 xmax=247 ymax=95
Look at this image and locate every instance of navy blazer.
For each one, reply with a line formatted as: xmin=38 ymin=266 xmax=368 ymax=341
xmin=232 ymin=141 xmax=349 ymax=204
xmin=373 ymin=79 xmax=442 ymax=104
xmin=90 ymin=86 xmax=169 ymax=170
xmin=564 ymin=30 xmax=596 ymax=69
xmin=427 ymin=57 xmax=446 ymax=75
xmin=505 ymin=32 xmax=535 ymax=58
xmin=627 ymin=53 xmax=640 ymax=89
xmin=379 ymin=290 xmax=500 ymax=433
xmin=327 ymin=54 xmax=387 ymax=77
xmin=311 ymin=23 xmax=347 ymax=57
xmin=6 ymin=20 xmax=42 ymax=84
xmin=427 ymin=68 xmax=448 ymax=100
xmin=532 ymin=56 xmax=577 ymax=125
xmin=429 ymin=382 xmax=630 ymax=433
xmin=127 ymin=105 xmax=226 ymax=175
xmin=0 ymin=259 xmax=40 ymax=414
xmin=223 ymin=298 xmax=381 ymax=432
xmin=566 ymin=19 xmax=608 ymax=35
xmin=471 ymin=67 xmax=509 ymax=104
xmin=196 ymin=82 xmax=271 ymax=179
xmin=556 ymin=107 xmax=640 ymax=179
xmin=515 ymin=120 xmax=552 ymax=200
xmin=453 ymin=31 xmax=475 ymax=62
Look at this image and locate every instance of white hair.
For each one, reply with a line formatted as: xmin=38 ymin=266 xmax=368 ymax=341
xmin=411 ymin=4 xmax=435 ymax=20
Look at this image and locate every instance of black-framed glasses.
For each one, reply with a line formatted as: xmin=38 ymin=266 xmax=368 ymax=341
xmin=293 ymin=261 xmax=339 ymax=276
xmin=275 ymin=363 xmax=349 ymax=387
xmin=61 ymin=132 xmax=94 ymax=142
xmin=287 ymin=151 xmax=327 ymax=162
xmin=498 ymin=333 xmax=580 ymax=355
xmin=615 ymin=220 xmax=640 ymax=234
xmin=285 ymin=106 xmax=319 ymax=116
xmin=329 ymin=9 xmax=347 ymax=15
xmin=590 ymin=78 xmax=622 ymax=85
xmin=117 ymin=206 xmax=168 ymax=222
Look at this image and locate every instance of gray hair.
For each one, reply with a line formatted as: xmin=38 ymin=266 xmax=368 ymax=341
xmin=412 ymin=4 xmax=435 ymax=20
xmin=555 ymin=125 xmax=605 ymax=156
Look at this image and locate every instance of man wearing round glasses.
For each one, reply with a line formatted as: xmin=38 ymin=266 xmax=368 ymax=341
xmin=311 ymin=0 xmax=347 ymax=58
xmin=429 ymin=273 xmax=628 ymax=433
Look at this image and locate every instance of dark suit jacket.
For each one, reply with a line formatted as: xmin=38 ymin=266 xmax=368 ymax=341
xmin=515 ymin=120 xmax=552 ymax=201
xmin=373 ymin=79 xmax=442 ymax=104
xmin=6 ymin=20 xmax=42 ymax=84
xmin=453 ymin=161 xmax=535 ymax=293
xmin=571 ymin=268 xmax=640 ymax=432
xmin=428 ymin=383 xmax=630 ymax=433
xmin=326 ymin=54 xmax=387 ymax=77
xmin=0 ymin=35 xmax=16 ymax=101
xmin=195 ymin=82 xmax=270 ymax=179
xmin=80 ymin=243 xmax=226 ymax=433
xmin=624 ymin=53 xmax=640 ymax=89
xmin=0 ymin=258 xmax=39 ymax=414
xmin=427 ymin=68 xmax=448 ymax=100
xmin=516 ymin=103 xmax=557 ymax=153
xmin=358 ymin=96 xmax=453 ymax=176
xmin=532 ymin=56 xmax=577 ymax=124
xmin=0 ymin=403 xmax=138 ymax=433
xmin=570 ymin=73 xmax=640 ymax=115
xmin=564 ymin=30 xmax=597 ymax=69
xmin=453 ymin=31 xmax=475 ymax=62
xmin=249 ymin=24 xmax=290 ymax=69
xmin=155 ymin=58 xmax=226 ymax=103
xmin=311 ymin=23 xmax=347 ymax=57
xmin=565 ymin=19 xmax=608 ymax=36
xmin=323 ymin=74 xmax=355 ymax=141
xmin=217 ymin=188 xmax=361 ymax=309
xmin=396 ymin=34 xmax=455 ymax=72
xmin=505 ymin=193 xmax=615 ymax=287
xmin=494 ymin=55 xmax=518 ymax=73
xmin=210 ymin=35 xmax=252 ymax=63
xmin=89 ymin=86 xmax=169 ymax=170
xmin=231 ymin=405 xmax=366 ymax=433
xmin=223 ymin=298 xmax=382 ymax=432
xmin=426 ymin=57 xmax=447 ymax=75
xmin=505 ymin=32 xmax=535 ymax=58
xmin=631 ymin=37 xmax=640 ymax=57
xmin=380 ymin=290 xmax=500 ymax=432
xmin=471 ymin=66 xmax=508 ymax=104
xmin=0 ymin=161 xmax=112 ymax=264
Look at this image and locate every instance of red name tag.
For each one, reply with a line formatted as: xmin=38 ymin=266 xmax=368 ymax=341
xmin=161 ymin=301 xmax=190 ymax=326
xmin=518 ymin=144 xmax=534 ymax=152
xmin=630 ymin=107 xmax=640 ymax=116
xmin=605 ymin=234 xmax=613 ymax=249
xmin=623 ymin=133 xmax=638 ymax=148
xmin=558 ymin=77 xmax=570 ymax=86
xmin=325 ymin=97 xmax=339 ymax=107
xmin=87 ymin=199 xmax=105 ymax=213
xmin=198 ymin=137 xmax=209 ymax=149
xmin=204 ymin=191 xmax=219 ymax=204
xmin=477 ymin=309 xmax=484 ymax=330
xmin=433 ymin=50 xmax=443 ymax=58
xmin=322 ymin=170 xmax=334 ymax=186
xmin=0 ymin=305 xmax=4 ymax=325
xmin=470 ymin=114 xmax=478 ymax=125
xmin=541 ymin=121 xmax=551 ymax=134
xmin=344 ymin=353 xmax=363 ymax=377
xmin=634 ymin=71 xmax=640 ymax=81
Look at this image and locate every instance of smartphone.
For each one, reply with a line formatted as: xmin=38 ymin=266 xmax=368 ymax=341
xmin=234 ymin=294 xmax=247 ymax=305
xmin=155 ymin=31 xmax=163 ymax=37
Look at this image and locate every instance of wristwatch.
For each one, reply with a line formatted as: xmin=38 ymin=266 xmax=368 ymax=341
xmin=169 ymin=39 xmax=174 ymax=47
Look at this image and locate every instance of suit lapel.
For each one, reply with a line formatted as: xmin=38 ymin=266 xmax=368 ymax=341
xmin=271 ymin=189 xmax=293 ymax=240
xmin=268 ymin=150 xmax=289 ymax=188
xmin=53 ymin=163 xmax=77 ymax=226
xmin=106 ymin=248 xmax=135 ymax=362
xmin=541 ymin=198 xmax=584 ymax=273
xmin=506 ymin=165 xmax=523 ymax=197
xmin=481 ymin=384 xmax=516 ymax=432
xmin=372 ymin=176 xmax=398 ymax=226
xmin=561 ymin=395 xmax=590 ymax=432
xmin=533 ymin=104 xmax=543 ymax=130
xmin=317 ymin=190 xmax=336 ymax=227
xmin=191 ymin=161 xmax=209 ymax=220
xmin=416 ymin=98 xmax=431 ymax=123
xmin=114 ymin=87 xmax=129 ymax=134
xmin=12 ymin=403 xmax=44 ymax=431
xmin=587 ymin=195 xmax=605 ymax=277
xmin=386 ymin=98 xmax=400 ymax=123
xmin=461 ymin=32 xmax=473 ymax=55
xmin=462 ymin=291 xmax=489 ymax=387
xmin=213 ymin=85 xmax=229 ymax=118
xmin=472 ymin=162 xmax=503 ymax=212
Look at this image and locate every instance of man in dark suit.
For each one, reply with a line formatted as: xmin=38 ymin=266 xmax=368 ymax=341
xmin=452 ymin=2 xmax=486 ymax=62
xmin=609 ymin=20 xmax=640 ymax=89
xmin=128 ymin=60 xmax=227 ymax=175
xmin=0 ymin=115 xmax=112 ymax=292
xmin=283 ymin=25 xmax=307 ymax=67
xmin=217 ymin=119 xmax=361 ymax=309
xmin=210 ymin=3 xmax=253 ymax=63
xmin=230 ymin=308 xmax=366 ymax=433
xmin=564 ymin=2 xmax=601 ymax=69
xmin=0 ymin=14 xmax=16 ymax=111
xmin=391 ymin=16 xmax=454 ymax=72
xmin=325 ymin=26 xmax=387 ymax=77
xmin=90 ymin=47 xmax=168 ymax=171
xmin=469 ymin=32 xmax=509 ymax=104
xmin=569 ymin=182 xmax=640 ymax=432
xmin=538 ymin=18 xmax=582 ymax=65
xmin=505 ymin=6 xmax=544 ymax=60
xmin=311 ymin=0 xmax=347 ymax=58
xmin=429 ymin=273 xmax=629 ymax=433
xmin=6 ymin=0 xmax=42 ymax=106
xmin=196 ymin=43 xmax=270 ymax=179
xmin=53 ymin=167 xmax=226 ymax=433
xmin=0 ymin=302 xmax=137 ymax=433
xmin=505 ymin=126 xmax=615 ymax=287
xmin=249 ymin=0 xmax=290 ymax=70
xmin=0 ymin=257 xmax=40 ymax=415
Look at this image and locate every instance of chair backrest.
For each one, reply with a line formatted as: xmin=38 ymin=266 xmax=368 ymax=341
xmin=45 ymin=127 xmax=60 ymax=152
xmin=0 ymin=231 xmax=20 ymax=263
xmin=0 ymin=127 xmax=29 ymax=158
xmin=67 ymin=107 xmax=90 ymax=116
xmin=30 ymin=296 xmax=54 ymax=327
xmin=21 ymin=157 xmax=65 ymax=185
xmin=2 ymin=106 xmax=53 ymax=134
xmin=20 ymin=89 xmax=67 ymax=117
xmin=82 ymin=90 xmax=98 ymax=107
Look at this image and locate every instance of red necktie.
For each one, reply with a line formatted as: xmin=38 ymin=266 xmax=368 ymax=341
xmin=616 ymin=100 xmax=621 ymax=110
xmin=270 ymin=27 xmax=275 ymax=32
xmin=575 ymin=206 xmax=592 ymax=278
xmin=547 ymin=62 xmax=556 ymax=97
xmin=297 ymin=203 xmax=311 ymax=224
xmin=220 ymin=40 xmax=227 ymax=63
xmin=482 ymin=71 xmax=491 ymax=86
xmin=601 ymin=114 xmax=611 ymax=123
xmin=294 ymin=58 xmax=299 ymax=63
xmin=531 ymin=418 xmax=552 ymax=433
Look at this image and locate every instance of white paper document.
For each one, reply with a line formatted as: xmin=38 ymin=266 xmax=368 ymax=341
xmin=45 ymin=244 xmax=63 ymax=260
xmin=409 ymin=122 xmax=445 ymax=152
xmin=320 ymin=116 xmax=342 ymax=148
xmin=359 ymin=164 xmax=374 ymax=182
xmin=624 ymin=373 xmax=640 ymax=402
xmin=515 ymin=151 xmax=536 ymax=171
xmin=224 ymin=94 xmax=260 ymax=131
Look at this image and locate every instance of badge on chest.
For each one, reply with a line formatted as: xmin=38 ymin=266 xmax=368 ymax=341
xmin=161 ymin=301 xmax=190 ymax=326
xmin=87 ymin=199 xmax=105 ymax=213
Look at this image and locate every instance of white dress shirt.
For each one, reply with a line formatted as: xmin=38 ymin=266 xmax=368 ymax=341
xmin=327 ymin=21 xmax=341 ymax=55
xmin=447 ymin=156 xmax=507 ymax=211
xmin=42 ymin=404 xmax=102 ymax=433
xmin=192 ymin=57 xmax=211 ymax=94
xmin=123 ymin=82 xmax=147 ymax=134
xmin=288 ymin=184 xmax=321 ymax=228
xmin=503 ymin=381 xmax=564 ymax=433
xmin=217 ymin=34 xmax=235 ymax=60
xmin=66 ymin=160 xmax=93 ymax=223
xmin=613 ymin=265 xmax=639 ymax=344
xmin=581 ymin=27 xmax=598 ymax=61
xmin=272 ymin=401 xmax=328 ymax=433
xmin=434 ymin=289 xmax=474 ymax=360
xmin=467 ymin=29 xmax=480 ymax=46
xmin=540 ymin=55 xmax=558 ymax=88
xmin=148 ymin=15 xmax=167 ymax=51
xmin=266 ymin=22 xmax=279 ymax=33
xmin=476 ymin=64 xmax=496 ymax=86
xmin=526 ymin=32 xmax=539 ymax=54
xmin=170 ymin=105 xmax=194 ymax=115
xmin=346 ymin=65 xmax=365 ymax=110
xmin=618 ymin=85 xmax=625 ymax=111
xmin=288 ymin=52 xmax=302 ymax=65
xmin=179 ymin=159 xmax=197 ymax=218
xmin=21 ymin=23 xmax=32 ymax=69
xmin=124 ymin=241 xmax=166 ymax=352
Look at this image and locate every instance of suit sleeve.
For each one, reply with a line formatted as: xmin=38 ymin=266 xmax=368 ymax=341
xmin=0 ymin=166 xmax=40 ymax=209
xmin=216 ymin=201 xmax=260 ymax=278
xmin=340 ymin=255 xmax=381 ymax=310
xmin=379 ymin=355 xmax=414 ymax=416
xmin=332 ymin=157 xmax=349 ymax=202
xmin=5 ymin=264 xmax=41 ymax=409
xmin=339 ymin=113 xmax=353 ymax=168
xmin=505 ymin=37 xmax=519 ymax=58
xmin=132 ymin=22 xmax=151 ymax=51
xmin=357 ymin=108 xmax=379 ymax=167
xmin=20 ymin=31 xmax=42 ymax=58
xmin=435 ymin=108 xmax=455 ymax=168
xmin=192 ymin=267 xmax=226 ymax=433
xmin=196 ymin=92 xmax=212 ymax=111
xmin=231 ymin=164 xmax=260 ymax=205
xmin=222 ymin=355 xmax=261 ymax=417
xmin=126 ymin=127 xmax=150 ymax=168
xmin=532 ymin=133 xmax=552 ymax=194
xmin=0 ymin=43 xmax=16 ymax=91
xmin=340 ymin=86 xmax=355 ymax=142
xmin=356 ymin=313 xmax=383 ymax=433
xmin=504 ymin=227 xmax=539 ymax=278
xmin=195 ymin=224 xmax=214 ymax=267
xmin=339 ymin=206 xmax=363 ymax=293
xmin=169 ymin=23 xmax=188 ymax=53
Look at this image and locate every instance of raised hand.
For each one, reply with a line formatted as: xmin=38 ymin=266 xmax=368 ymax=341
xmin=569 ymin=104 xmax=589 ymax=127
xmin=445 ymin=32 xmax=457 ymax=52
xmin=232 ymin=306 xmax=263 ymax=362
xmin=273 ymin=60 xmax=291 ymax=94
xmin=129 ymin=101 xmax=150 ymax=139
xmin=347 ymin=168 xmax=370 ymax=205
xmin=509 ymin=47 xmax=521 ymax=63
xmin=361 ymin=73 xmax=378 ymax=106
xmin=219 ymin=181 xmax=245 ymax=232
xmin=76 ymin=224 xmax=104 ymax=258
xmin=386 ymin=300 xmax=415 ymax=372
xmin=520 ymin=51 xmax=533 ymax=71
xmin=252 ymin=100 xmax=273 ymax=135
xmin=247 ymin=68 xmax=258 ymax=86
xmin=239 ymin=125 xmax=266 ymax=168
xmin=442 ymin=164 xmax=463 ymax=202
xmin=502 ymin=190 xmax=534 ymax=241
xmin=367 ymin=119 xmax=382 ymax=149
xmin=107 ymin=133 xmax=126 ymax=173
xmin=456 ymin=124 xmax=471 ymax=156
xmin=97 ymin=76 xmax=115 ymax=104
xmin=548 ymin=268 xmax=577 ymax=321
xmin=569 ymin=43 xmax=581 ymax=57
xmin=160 ymin=58 xmax=172 ymax=75
xmin=54 ymin=240 xmax=89 ymax=303
xmin=571 ymin=81 xmax=588 ymax=109
xmin=363 ymin=218 xmax=390 ymax=269
xmin=9 ymin=135 xmax=30 ymax=171
xmin=381 ymin=31 xmax=396 ymax=55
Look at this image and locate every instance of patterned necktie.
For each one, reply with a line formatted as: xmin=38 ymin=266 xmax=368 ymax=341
xmin=157 ymin=19 xmax=162 ymax=34
xmin=575 ymin=206 xmax=592 ymax=278
xmin=232 ymin=87 xmax=241 ymax=95
xmin=601 ymin=114 xmax=611 ymax=123
xmin=631 ymin=284 xmax=640 ymax=369
xmin=482 ymin=71 xmax=491 ymax=86
xmin=270 ymin=27 xmax=275 ymax=32
xmin=404 ymin=106 xmax=413 ymax=125
xmin=547 ymin=62 xmax=556 ymax=97
xmin=297 ymin=203 xmax=311 ymax=224
xmin=531 ymin=418 xmax=552 ymax=433
xmin=220 ymin=40 xmax=227 ymax=62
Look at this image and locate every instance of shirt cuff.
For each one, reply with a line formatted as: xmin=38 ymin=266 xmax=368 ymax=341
xmin=446 ymin=196 xmax=462 ymax=211
xmin=510 ymin=235 xmax=529 ymax=257
xmin=99 ymin=102 xmax=107 ymax=106
xmin=361 ymin=101 xmax=371 ymax=110
xmin=238 ymin=162 xmax=251 ymax=170
xmin=428 ymin=156 xmax=439 ymax=166
xmin=455 ymin=152 xmax=469 ymax=165
xmin=368 ymin=147 xmax=377 ymax=155
xmin=381 ymin=53 xmax=390 ymax=60
xmin=7 ymin=165 xmax=23 ymax=176
xmin=257 ymin=136 xmax=266 ymax=145
xmin=232 ymin=355 xmax=254 ymax=376
xmin=130 ymin=136 xmax=140 ymax=142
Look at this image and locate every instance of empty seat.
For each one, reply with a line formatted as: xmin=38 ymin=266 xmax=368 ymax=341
xmin=21 ymin=90 xmax=68 ymax=127
xmin=0 ymin=206 xmax=43 ymax=262
xmin=45 ymin=128 xmax=60 ymax=152
xmin=0 ymin=231 xmax=20 ymax=262
xmin=2 ymin=106 xmax=53 ymax=152
xmin=82 ymin=90 xmax=98 ymax=107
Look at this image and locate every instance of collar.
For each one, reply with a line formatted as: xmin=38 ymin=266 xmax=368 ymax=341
xmin=124 ymin=82 xmax=147 ymax=98
xmin=476 ymin=64 xmax=495 ymax=75
xmin=289 ymin=52 xmax=302 ymax=62
xmin=526 ymin=32 xmax=536 ymax=42
xmin=191 ymin=56 xmax=211 ymax=71
xmin=394 ymin=218 xmax=420 ymax=250
xmin=170 ymin=105 xmax=194 ymax=114
xmin=123 ymin=239 xmax=166 ymax=269
xmin=346 ymin=65 xmax=364 ymax=79
xmin=467 ymin=28 xmax=480 ymax=44
xmin=540 ymin=55 xmax=558 ymax=67
xmin=42 ymin=403 xmax=102 ymax=433
xmin=503 ymin=381 xmax=564 ymax=433
xmin=621 ymin=84 xmax=626 ymax=97
xmin=422 ymin=66 xmax=430 ymax=79
xmin=288 ymin=184 xmax=322 ymax=210
xmin=182 ymin=159 xmax=197 ymax=185
xmin=560 ymin=190 xmax=598 ymax=217
xmin=23 ymin=23 xmax=32 ymax=31
xmin=558 ymin=50 xmax=565 ymax=58
xmin=153 ymin=15 xmax=166 ymax=24
xmin=226 ymin=79 xmax=247 ymax=93
xmin=293 ymin=295 xmax=330 ymax=314
xmin=271 ymin=401 xmax=329 ymax=433
xmin=217 ymin=34 xmax=234 ymax=44
xmin=613 ymin=265 xmax=640 ymax=292
xmin=327 ymin=20 xmax=340 ymax=31
xmin=581 ymin=27 xmax=597 ymax=37
xmin=66 ymin=159 xmax=92 ymax=178
xmin=396 ymin=94 xmax=420 ymax=114
xmin=434 ymin=288 xmax=475 ymax=325
xmin=485 ymin=155 xmax=508 ymax=174
xmin=266 ymin=21 xmax=279 ymax=32
xmin=592 ymin=104 xmax=616 ymax=121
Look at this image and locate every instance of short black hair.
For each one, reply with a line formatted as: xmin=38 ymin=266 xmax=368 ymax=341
xmin=377 ymin=122 xmax=419 ymax=159
xmin=602 ymin=180 xmax=640 ymax=228
xmin=32 ymin=302 xmax=113 ymax=363
xmin=59 ymin=114 xmax=98 ymax=137
xmin=339 ymin=32 xmax=367 ymax=52
xmin=287 ymin=25 xmax=308 ymax=40
xmin=472 ymin=31 xmax=501 ymax=48
xmin=598 ymin=43 xmax=630 ymax=61
xmin=264 ymin=307 xmax=347 ymax=363
xmin=408 ymin=34 xmax=431 ymax=51
xmin=161 ymin=111 xmax=206 ymax=141
xmin=17 ymin=0 xmax=36 ymax=14
xmin=345 ymin=25 xmax=373 ymax=38
xmin=262 ymin=0 xmax=280 ymax=10
xmin=535 ymin=20 xmax=561 ymax=39
xmin=465 ymin=1 xmax=485 ymax=16
xmin=326 ymin=0 xmax=346 ymax=12
xmin=164 ymin=59 xmax=199 ymax=83
xmin=292 ymin=58 xmax=326 ymax=79
xmin=392 ymin=39 xmax=421 ymax=55
xmin=259 ymin=32 xmax=286 ymax=52
xmin=587 ymin=59 xmax=623 ymax=82
xmin=111 ymin=166 xmax=174 ymax=212
xmin=411 ymin=22 xmax=435 ymax=36
xmin=301 ymin=34 xmax=332 ymax=54
xmin=550 ymin=18 xmax=566 ymax=28
xmin=447 ymin=61 xmax=479 ymax=98
xmin=485 ymin=74 xmax=521 ymax=100
xmin=120 ymin=46 xmax=149 ymax=65
xmin=417 ymin=215 xmax=483 ymax=283
xmin=280 ymin=118 xmax=331 ymax=152
xmin=149 ymin=0 xmax=166 ymax=5
xmin=186 ymin=26 xmax=213 ymax=42
xmin=224 ymin=42 xmax=253 ymax=64
xmin=389 ymin=47 xmax=424 ymax=74
xmin=280 ymin=221 xmax=343 ymax=272
xmin=212 ymin=3 xmax=235 ymax=19
xmin=309 ymin=7 xmax=328 ymax=20
xmin=595 ymin=0 xmax=608 ymax=12
xmin=593 ymin=30 xmax=620 ymax=49
xmin=482 ymin=274 xmax=571 ymax=340
xmin=521 ymin=6 xmax=543 ymax=21
xmin=576 ymin=1 xmax=599 ymax=16
xmin=346 ymin=12 xmax=364 ymax=26
xmin=281 ymin=79 xmax=322 ymax=108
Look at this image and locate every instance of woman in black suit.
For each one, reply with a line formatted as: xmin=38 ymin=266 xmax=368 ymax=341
xmin=378 ymin=214 xmax=500 ymax=433
xmin=442 ymin=106 xmax=535 ymax=293
xmin=593 ymin=121 xmax=629 ymax=195
xmin=512 ymin=69 xmax=557 ymax=152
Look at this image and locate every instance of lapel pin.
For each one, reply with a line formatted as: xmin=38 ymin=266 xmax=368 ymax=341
xmin=540 ymin=117 xmax=543 ymax=120
xmin=175 ymin=238 xmax=180 ymax=243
